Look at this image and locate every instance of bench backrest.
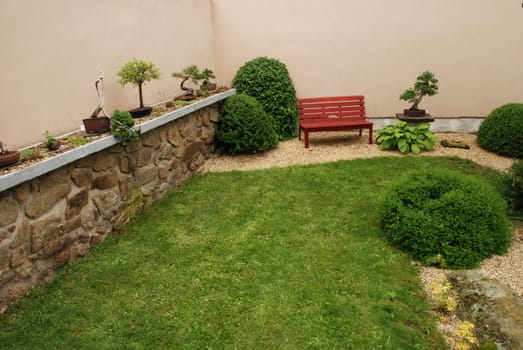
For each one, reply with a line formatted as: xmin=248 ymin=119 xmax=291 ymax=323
xmin=298 ymin=95 xmax=366 ymax=121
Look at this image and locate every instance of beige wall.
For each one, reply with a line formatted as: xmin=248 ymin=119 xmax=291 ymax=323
xmin=212 ymin=0 xmax=523 ymax=118
xmin=2 ymin=0 xmax=523 ymax=150
xmin=1 ymin=0 xmax=215 ymax=149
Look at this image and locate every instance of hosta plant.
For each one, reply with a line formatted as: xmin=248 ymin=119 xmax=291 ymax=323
xmin=376 ymin=121 xmax=436 ymax=154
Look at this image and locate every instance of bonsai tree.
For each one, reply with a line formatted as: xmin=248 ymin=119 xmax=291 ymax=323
xmin=110 ymin=110 xmax=139 ymax=142
xmin=117 ymin=58 xmax=160 ymax=115
xmin=199 ymin=68 xmax=216 ymax=91
xmin=43 ymin=131 xmax=60 ymax=151
xmin=172 ymin=65 xmax=202 ymax=96
xmin=400 ymin=71 xmax=439 ymax=117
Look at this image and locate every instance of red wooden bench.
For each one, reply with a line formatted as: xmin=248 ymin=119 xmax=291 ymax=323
xmin=298 ymin=95 xmax=373 ymax=148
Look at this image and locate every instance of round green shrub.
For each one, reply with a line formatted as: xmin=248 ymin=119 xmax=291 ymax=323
xmin=380 ymin=169 xmax=511 ymax=269
xmin=216 ymin=94 xmax=278 ymax=155
xmin=232 ymin=57 xmax=298 ymax=140
xmin=477 ymin=103 xmax=523 ymax=158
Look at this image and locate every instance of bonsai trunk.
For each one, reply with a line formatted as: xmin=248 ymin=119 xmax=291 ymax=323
xmin=410 ymin=96 xmax=423 ymax=110
xmin=138 ymin=82 xmax=144 ymax=108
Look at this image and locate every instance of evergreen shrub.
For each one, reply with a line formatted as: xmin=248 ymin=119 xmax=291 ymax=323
xmin=380 ymin=169 xmax=511 ymax=269
xmin=232 ymin=57 xmax=298 ymax=140
xmin=505 ymin=160 xmax=523 ymax=213
xmin=477 ymin=103 xmax=523 ymax=158
xmin=216 ymin=94 xmax=278 ymax=155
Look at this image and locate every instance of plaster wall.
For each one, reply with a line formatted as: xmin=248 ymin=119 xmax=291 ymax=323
xmin=0 ymin=0 xmax=215 ymax=149
xmin=212 ymin=0 xmax=523 ymax=118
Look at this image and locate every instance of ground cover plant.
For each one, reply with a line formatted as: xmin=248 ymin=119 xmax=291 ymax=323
xmin=376 ymin=121 xmax=437 ymax=154
xmin=0 ymin=157 xmax=506 ymax=349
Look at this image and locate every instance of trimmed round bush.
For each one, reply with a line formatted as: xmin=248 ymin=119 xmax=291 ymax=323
xmin=380 ymin=169 xmax=511 ymax=269
xmin=477 ymin=103 xmax=523 ymax=158
xmin=216 ymin=93 xmax=278 ymax=155
xmin=232 ymin=57 xmax=298 ymax=140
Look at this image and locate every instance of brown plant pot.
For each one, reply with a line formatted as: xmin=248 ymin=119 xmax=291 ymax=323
xmin=46 ymin=141 xmax=61 ymax=151
xmin=200 ymin=82 xmax=217 ymax=91
xmin=403 ymin=108 xmax=426 ymax=117
xmin=129 ymin=106 xmax=153 ymax=118
xmin=0 ymin=151 xmax=20 ymax=167
xmin=83 ymin=116 xmax=110 ymax=134
xmin=174 ymin=94 xmax=197 ymax=101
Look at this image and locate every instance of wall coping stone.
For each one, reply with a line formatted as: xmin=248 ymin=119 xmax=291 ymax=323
xmin=0 ymin=89 xmax=236 ymax=193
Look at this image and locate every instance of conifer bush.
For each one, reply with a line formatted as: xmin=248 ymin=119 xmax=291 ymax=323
xmin=380 ymin=169 xmax=511 ymax=269
xmin=477 ymin=103 xmax=523 ymax=158
xmin=232 ymin=57 xmax=298 ymax=140
xmin=216 ymin=94 xmax=278 ymax=155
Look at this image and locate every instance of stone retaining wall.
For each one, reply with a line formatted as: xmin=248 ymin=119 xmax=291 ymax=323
xmin=0 ymin=105 xmax=219 ymax=311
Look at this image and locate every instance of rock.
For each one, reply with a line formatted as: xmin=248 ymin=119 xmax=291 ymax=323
xmin=93 ymin=153 xmax=116 ymax=171
xmin=449 ymin=271 xmax=523 ymax=349
xmin=0 ymin=196 xmax=19 ymax=227
xmin=31 ymin=214 xmax=62 ymax=252
xmin=25 ymin=171 xmax=71 ymax=218
xmin=71 ymin=168 xmax=92 ymax=187
xmin=65 ymin=187 xmax=89 ymax=220
xmin=167 ymin=125 xmax=183 ymax=146
xmin=93 ymin=172 xmax=119 ymax=190
xmin=9 ymin=220 xmax=31 ymax=248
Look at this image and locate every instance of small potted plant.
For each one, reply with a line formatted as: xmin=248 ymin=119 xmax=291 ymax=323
xmin=43 ymin=131 xmax=61 ymax=151
xmin=199 ymin=68 xmax=216 ymax=91
xmin=400 ymin=71 xmax=439 ymax=117
xmin=0 ymin=141 xmax=20 ymax=167
xmin=117 ymin=58 xmax=160 ymax=118
xmin=172 ymin=65 xmax=202 ymax=100
xmin=83 ymin=71 xmax=111 ymax=134
xmin=110 ymin=109 xmax=140 ymax=143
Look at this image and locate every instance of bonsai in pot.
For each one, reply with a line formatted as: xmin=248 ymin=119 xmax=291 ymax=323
xmin=117 ymin=58 xmax=160 ymax=118
xmin=83 ymin=71 xmax=110 ymax=134
xmin=43 ymin=131 xmax=61 ymax=151
xmin=399 ymin=71 xmax=439 ymax=117
xmin=199 ymin=68 xmax=216 ymax=92
xmin=0 ymin=141 xmax=20 ymax=167
xmin=172 ymin=65 xmax=203 ymax=100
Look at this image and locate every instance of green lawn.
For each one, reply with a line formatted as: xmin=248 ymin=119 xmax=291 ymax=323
xmin=0 ymin=156 xmax=505 ymax=349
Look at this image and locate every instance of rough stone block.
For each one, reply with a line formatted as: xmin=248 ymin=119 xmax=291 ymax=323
xmin=13 ymin=184 xmax=31 ymax=204
xmin=92 ymin=189 xmax=120 ymax=218
xmin=65 ymin=187 xmax=89 ymax=219
xmin=31 ymin=214 xmax=61 ymax=252
xmin=71 ymin=168 xmax=92 ymax=187
xmin=137 ymin=148 xmax=153 ymax=168
xmin=93 ymin=153 xmax=116 ymax=171
xmin=134 ymin=164 xmax=158 ymax=186
xmin=75 ymin=155 xmax=95 ymax=168
xmin=0 ymin=196 xmax=19 ymax=227
xmin=167 ymin=126 xmax=183 ymax=147
xmin=10 ymin=244 xmax=29 ymax=268
xmin=183 ymin=142 xmax=203 ymax=163
xmin=25 ymin=184 xmax=69 ymax=219
xmin=142 ymin=130 xmax=161 ymax=147
xmin=93 ymin=172 xmax=119 ymax=190
xmin=158 ymin=142 xmax=174 ymax=160
xmin=9 ymin=220 xmax=31 ymax=248
xmin=0 ymin=242 xmax=9 ymax=270
xmin=125 ymin=140 xmax=141 ymax=153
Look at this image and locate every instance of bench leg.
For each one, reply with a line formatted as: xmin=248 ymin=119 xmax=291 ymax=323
xmin=298 ymin=127 xmax=301 ymax=140
xmin=304 ymin=131 xmax=309 ymax=148
xmin=368 ymin=125 xmax=373 ymax=144
xmin=359 ymin=129 xmax=362 ymax=137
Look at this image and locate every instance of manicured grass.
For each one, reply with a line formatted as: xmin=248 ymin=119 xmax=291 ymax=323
xmin=0 ymin=156 xmax=504 ymax=349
